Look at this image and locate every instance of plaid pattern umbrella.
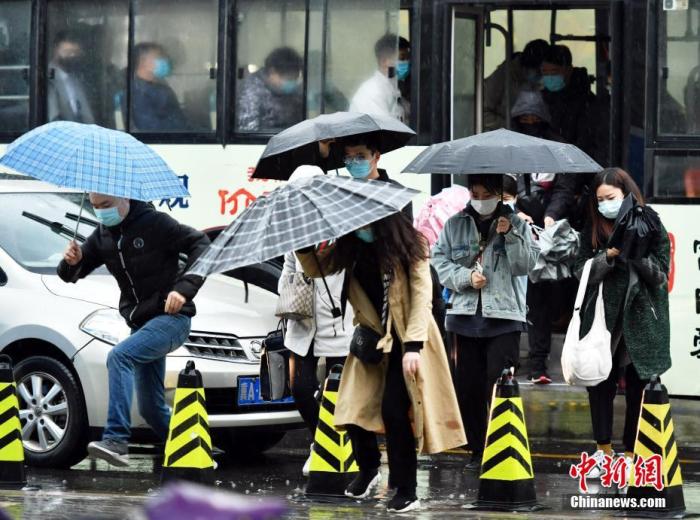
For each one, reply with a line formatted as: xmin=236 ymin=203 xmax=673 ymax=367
xmin=0 ymin=121 xmax=189 ymax=200
xmin=189 ymin=175 xmax=418 ymax=277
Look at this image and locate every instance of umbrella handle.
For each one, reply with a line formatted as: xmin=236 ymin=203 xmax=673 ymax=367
xmin=73 ymin=192 xmax=86 ymax=241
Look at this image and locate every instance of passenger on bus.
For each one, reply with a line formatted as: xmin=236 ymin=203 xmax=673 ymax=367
xmin=510 ymin=89 xmax=577 ymax=386
xmin=397 ymin=37 xmax=411 ymax=121
xmin=349 ymin=34 xmax=406 ymax=122
xmin=432 ymin=175 xmax=534 ymax=472
xmin=540 ymin=45 xmax=596 ymax=158
xmin=130 ymin=43 xmax=188 ymax=132
xmin=47 ymin=30 xmax=95 ymax=124
xmin=574 ymin=167 xmax=670 ymax=479
xmin=483 ymin=39 xmax=549 ymax=131
xmin=236 ymin=47 xmax=304 ymax=133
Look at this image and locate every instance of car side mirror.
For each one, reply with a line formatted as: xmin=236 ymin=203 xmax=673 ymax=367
xmin=0 ymin=267 xmax=6 ymax=286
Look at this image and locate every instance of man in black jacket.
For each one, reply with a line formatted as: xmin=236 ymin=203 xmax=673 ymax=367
xmin=58 ymin=193 xmax=210 ymax=466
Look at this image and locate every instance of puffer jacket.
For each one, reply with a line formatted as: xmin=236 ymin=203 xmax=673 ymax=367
xmin=57 ymin=201 xmax=210 ymax=329
xmin=431 ymin=206 xmax=536 ymax=322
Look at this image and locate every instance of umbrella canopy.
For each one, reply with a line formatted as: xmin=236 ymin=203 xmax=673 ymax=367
xmin=402 ymin=128 xmax=602 ymax=175
xmin=188 ymin=175 xmax=418 ymax=278
xmin=0 ymin=121 xmax=189 ymax=200
xmin=252 ymin=111 xmax=415 ymax=180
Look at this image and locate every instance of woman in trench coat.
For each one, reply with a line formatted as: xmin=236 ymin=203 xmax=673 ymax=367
xmin=297 ymin=211 xmax=465 ymax=514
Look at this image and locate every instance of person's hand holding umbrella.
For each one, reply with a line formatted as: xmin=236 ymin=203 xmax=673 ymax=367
xmin=63 ymin=240 xmax=83 ymax=266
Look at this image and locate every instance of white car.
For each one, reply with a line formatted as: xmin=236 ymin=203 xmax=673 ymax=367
xmin=0 ymin=178 xmax=302 ymax=468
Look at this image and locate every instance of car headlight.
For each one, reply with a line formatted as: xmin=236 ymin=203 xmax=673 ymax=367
xmin=80 ymin=309 xmax=131 ymax=346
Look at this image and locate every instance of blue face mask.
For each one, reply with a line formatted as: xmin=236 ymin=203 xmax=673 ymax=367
xmin=598 ymin=199 xmax=623 ymax=220
xmin=345 ymin=159 xmax=372 ymax=179
xmin=396 ymin=60 xmax=410 ymax=81
xmin=526 ymin=69 xmax=541 ymax=85
xmin=94 ymin=207 xmax=125 ymax=227
xmin=153 ymin=58 xmax=172 ymax=79
xmin=355 ymin=227 xmax=375 ymax=243
xmin=542 ymin=74 xmax=566 ymax=92
xmin=279 ymin=79 xmax=300 ymax=94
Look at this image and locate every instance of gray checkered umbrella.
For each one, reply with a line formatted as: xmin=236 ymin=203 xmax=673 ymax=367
xmin=188 ymin=175 xmax=418 ymax=278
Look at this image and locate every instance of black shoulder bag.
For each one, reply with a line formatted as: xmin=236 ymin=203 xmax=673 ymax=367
xmin=349 ymin=270 xmax=392 ymax=365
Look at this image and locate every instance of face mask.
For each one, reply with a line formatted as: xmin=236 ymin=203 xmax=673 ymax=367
xmin=504 ymin=200 xmax=516 ymax=210
xmin=470 ymin=197 xmax=500 ymax=216
xmin=542 ymin=74 xmax=566 ymax=92
xmin=279 ymin=79 xmax=300 ymax=95
xmin=526 ymin=69 xmax=540 ymax=85
xmin=58 ymin=56 xmax=81 ymax=73
xmin=396 ymin=60 xmax=410 ymax=81
xmin=153 ymin=58 xmax=172 ymax=79
xmin=598 ymin=199 xmax=623 ymax=220
xmin=94 ymin=206 xmax=124 ymax=227
xmin=354 ymin=227 xmax=375 ymax=243
xmin=345 ymin=159 xmax=372 ymax=179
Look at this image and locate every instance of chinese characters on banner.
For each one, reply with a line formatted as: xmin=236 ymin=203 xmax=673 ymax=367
xmin=569 ymin=452 xmax=664 ymax=493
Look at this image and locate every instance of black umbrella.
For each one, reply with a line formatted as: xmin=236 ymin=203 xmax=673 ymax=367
xmin=401 ymin=128 xmax=602 ymax=175
xmin=252 ymin=112 xmax=415 ymax=181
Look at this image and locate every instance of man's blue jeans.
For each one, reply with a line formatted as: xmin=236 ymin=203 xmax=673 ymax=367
xmin=103 ymin=314 xmax=191 ymax=443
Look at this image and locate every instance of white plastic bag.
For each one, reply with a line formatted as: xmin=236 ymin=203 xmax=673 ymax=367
xmin=561 ymin=258 xmax=612 ymax=386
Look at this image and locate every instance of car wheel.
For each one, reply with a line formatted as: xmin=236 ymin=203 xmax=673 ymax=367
xmin=213 ymin=430 xmax=286 ymax=459
xmin=14 ymin=356 xmax=88 ymax=468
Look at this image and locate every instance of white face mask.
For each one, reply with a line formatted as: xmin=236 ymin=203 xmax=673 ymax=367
xmin=471 ymin=197 xmax=499 ymax=216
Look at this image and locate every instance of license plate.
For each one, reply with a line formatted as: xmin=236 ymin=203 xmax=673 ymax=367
xmin=237 ymin=376 xmax=294 ymax=406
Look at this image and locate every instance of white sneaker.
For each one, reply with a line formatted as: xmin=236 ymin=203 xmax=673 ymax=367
xmin=302 ymin=443 xmax=313 ymax=477
xmin=587 ymin=450 xmax=609 ymax=479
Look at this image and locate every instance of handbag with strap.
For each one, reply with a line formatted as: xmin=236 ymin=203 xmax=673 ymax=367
xmin=561 ymin=258 xmax=612 ymax=386
xmin=275 ymin=272 xmax=314 ymax=320
xmin=349 ymin=270 xmax=392 ymax=365
xmin=260 ymin=322 xmax=292 ymax=401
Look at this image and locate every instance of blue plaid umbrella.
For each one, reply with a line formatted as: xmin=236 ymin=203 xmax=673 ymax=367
xmin=0 ymin=121 xmax=189 ymax=200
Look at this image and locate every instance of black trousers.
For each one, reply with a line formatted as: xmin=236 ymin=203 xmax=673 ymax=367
xmin=586 ymin=359 xmax=647 ymax=452
xmin=292 ymin=342 xmax=345 ymax=435
xmin=454 ymin=332 xmax=521 ymax=456
xmin=346 ymin=340 xmax=417 ymax=492
xmin=526 ymin=280 xmax=553 ymax=374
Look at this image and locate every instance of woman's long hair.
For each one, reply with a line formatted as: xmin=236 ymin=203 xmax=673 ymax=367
xmin=588 ymin=167 xmax=644 ymax=249
xmin=331 ymin=212 xmax=428 ymax=275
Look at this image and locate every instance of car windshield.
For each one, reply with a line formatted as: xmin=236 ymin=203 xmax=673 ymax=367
xmin=0 ymin=192 xmax=101 ymax=274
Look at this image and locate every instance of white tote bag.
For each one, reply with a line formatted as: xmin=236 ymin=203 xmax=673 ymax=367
xmin=561 ymin=258 xmax=612 ymax=386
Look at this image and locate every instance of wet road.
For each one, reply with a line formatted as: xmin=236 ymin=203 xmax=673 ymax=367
xmin=1 ymin=436 xmax=700 ymax=519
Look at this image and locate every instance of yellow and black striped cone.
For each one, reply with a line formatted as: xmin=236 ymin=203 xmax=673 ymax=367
xmin=305 ymin=364 xmax=358 ymax=498
xmin=0 ymin=355 xmax=25 ymax=489
xmin=472 ymin=368 xmax=540 ymax=511
xmin=626 ymin=375 xmax=687 ymax=517
xmin=161 ymin=361 xmax=214 ymax=484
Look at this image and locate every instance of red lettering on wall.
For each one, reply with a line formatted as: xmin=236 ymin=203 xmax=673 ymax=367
xmin=668 ymin=232 xmax=675 ymax=293
xmin=218 ymin=188 xmax=256 ymax=216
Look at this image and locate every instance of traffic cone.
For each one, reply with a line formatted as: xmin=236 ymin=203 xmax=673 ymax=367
xmin=305 ymin=364 xmax=359 ymax=498
xmin=472 ymin=367 xmax=540 ymax=511
xmin=0 ymin=355 xmax=25 ymax=489
xmin=626 ymin=375 xmax=687 ymax=517
xmin=161 ymin=361 xmax=214 ymax=484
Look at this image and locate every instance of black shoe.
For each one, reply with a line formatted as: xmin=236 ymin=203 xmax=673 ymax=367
xmin=387 ymin=492 xmax=421 ymax=513
xmin=344 ymin=469 xmax=381 ymax=499
xmin=466 ymin=453 xmax=482 ymax=471
xmin=87 ymin=439 xmax=129 ymax=467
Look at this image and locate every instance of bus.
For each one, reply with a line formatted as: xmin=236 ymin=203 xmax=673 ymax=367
xmin=0 ymin=0 xmax=698 ymax=396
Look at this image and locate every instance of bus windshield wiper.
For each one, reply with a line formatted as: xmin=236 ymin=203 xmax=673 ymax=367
xmin=65 ymin=212 xmax=99 ymax=228
xmin=22 ymin=211 xmax=86 ymax=243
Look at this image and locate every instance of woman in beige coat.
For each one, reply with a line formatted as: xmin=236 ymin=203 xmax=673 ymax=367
xmin=297 ymin=212 xmax=465 ymax=514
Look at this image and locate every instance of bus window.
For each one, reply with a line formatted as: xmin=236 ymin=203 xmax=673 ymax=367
xmin=130 ymin=0 xmax=218 ymax=133
xmin=653 ymin=153 xmax=700 ymax=198
xmin=452 ymin=12 xmax=479 ymax=139
xmin=46 ymin=0 xmax=128 ymax=129
xmin=308 ymin=0 xmax=402 ymax=122
xmin=234 ymin=0 xmax=306 ymax=134
xmin=0 ymin=1 xmax=31 ymax=134
xmin=658 ymin=3 xmax=698 ymax=136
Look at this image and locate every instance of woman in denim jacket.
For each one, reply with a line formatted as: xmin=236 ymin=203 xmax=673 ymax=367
xmin=432 ymin=174 xmax=535 ymax=470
